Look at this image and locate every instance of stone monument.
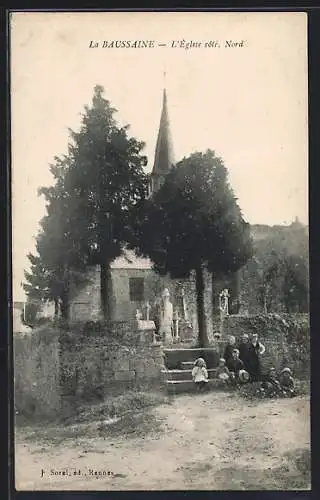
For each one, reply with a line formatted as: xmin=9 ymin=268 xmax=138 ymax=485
xmin=159 ymin=288 xmax=174 ymax=344
xmin=172 ymin=310 xmax=180 ymax=341
xmin=135 ymin=308 xmax=156 ymax=344
xmin=219 ymin=289 xmax=230 ymax=318
xmin=219 ymin=289 xmax=230 ymax=336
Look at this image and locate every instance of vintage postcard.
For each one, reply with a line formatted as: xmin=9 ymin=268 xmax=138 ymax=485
xmin=11 ymin=11 xmax=310 ymax=491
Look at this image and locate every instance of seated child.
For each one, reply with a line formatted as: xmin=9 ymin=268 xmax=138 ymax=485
xmin=223 ymin=335 xmax=236 ymax=370
xmin=192 ymin=357 xmax=209 ymax=391
xmin=261 ymin=367 xmax=282 ymax=397
xmin=279 ymin=367 xmax=296 ymax=397
xmin=216 ymin=358 xmax=231 ymax=385
xmin=228 ymin=349 xmax=249 ymax=385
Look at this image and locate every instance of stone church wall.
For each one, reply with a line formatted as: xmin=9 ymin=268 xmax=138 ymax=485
xmin=69 ymin=266 xmax=102 ymax=322
xmin=111 ymin=267 xmax=155 ymax=321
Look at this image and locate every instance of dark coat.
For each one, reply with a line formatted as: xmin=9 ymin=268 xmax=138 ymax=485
xmin=246 ymin=342 xmax=263 ymax=380
xmin=223 ymin=344 xmax=235 ymax=367
xmin=280 ymin=375 xmax=295 ymax=390
xmin=227 ymin=358 xmax=244 ymax=374
xmin=238 ymin=342 xmax=250 ymax=366
xmin=261 ymin=375 xmax=281 ymax=393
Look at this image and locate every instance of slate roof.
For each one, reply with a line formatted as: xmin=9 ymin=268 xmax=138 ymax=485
xmin=110 ymin=248 xmax=153 ymax=270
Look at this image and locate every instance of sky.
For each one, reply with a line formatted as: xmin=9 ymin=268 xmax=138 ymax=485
xmin=10 ymin=11 xmax=308 ymax=301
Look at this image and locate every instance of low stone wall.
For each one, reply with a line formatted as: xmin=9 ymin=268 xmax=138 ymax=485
xmin=14 ymin=322 xmax=164 ymax=418
xmin=59 ymin=334 xmax=164 ymax=400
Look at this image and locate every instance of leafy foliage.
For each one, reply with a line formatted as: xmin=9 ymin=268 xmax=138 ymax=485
xmin=134 ymin=150 xmax=253 ymax=346
xmin=254 ymin=223 xmax=309 ymax=313
xmin=23 ymin=85 xmax=149 ymax=320
xmin=135 ymin=150 xmax=253 ymax=277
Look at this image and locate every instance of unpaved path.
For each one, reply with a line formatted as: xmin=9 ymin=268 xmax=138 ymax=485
xmin=15 ymin=392 xmax=310 ymax=490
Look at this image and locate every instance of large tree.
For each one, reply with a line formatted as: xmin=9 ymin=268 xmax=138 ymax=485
xmin=23 ymin=182 xmax=88 ymax=319
xmin=257 ymin=252 xmax=308 ymax=313
xmin=254 ymin=222 xmax=309 ymax=313
xmin=24 ymin=85 xmax=148 ymax=320
xmin=282 ymin=254 xmax=308 ymax=312
xmin=134 ymin=150 xmax=253 ymax=347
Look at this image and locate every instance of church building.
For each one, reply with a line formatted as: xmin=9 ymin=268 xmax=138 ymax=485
xmin=67 ymin=85 xmax=308 ymax=325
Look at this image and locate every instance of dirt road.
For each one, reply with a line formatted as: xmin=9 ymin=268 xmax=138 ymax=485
xmin=15 ymin=392 xmax=310 ymax=490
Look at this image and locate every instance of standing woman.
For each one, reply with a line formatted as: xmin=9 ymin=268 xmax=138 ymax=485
xmin=246 ymin=333 xmax=265 ymax=381
xmin=238 ymin=333 xmax=250 ymax=369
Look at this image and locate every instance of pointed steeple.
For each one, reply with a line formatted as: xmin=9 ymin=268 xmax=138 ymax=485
xmin=150 ymin=79 xmax=175 ymax=193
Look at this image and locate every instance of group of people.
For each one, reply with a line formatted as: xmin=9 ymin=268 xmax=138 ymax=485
xmin=223 ymin=333 xmax=265 ymax=382
xmin=191 ymin=332 xmax=296 ymax=397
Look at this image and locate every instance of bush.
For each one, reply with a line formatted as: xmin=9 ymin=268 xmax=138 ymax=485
xmin=238 ymin=378 xmax=309 ymax=401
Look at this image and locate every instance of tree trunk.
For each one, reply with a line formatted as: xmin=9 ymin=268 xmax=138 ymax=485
xmin=196 ymin=266 xmax=209 ymax=348
xmin=100 ymin=262 xmax=107 ymax=320
xmin=60 ymin=296 xmax=69 ymax=321
xmin=230 ymin=270 xmax=241 ymax=314
xmin=60 ymin=266 xmax=70 ymax=321
xmin=101 ymin=262 xmax=112 ymax=321
xmin=54 ymin=299 xmax=59 ymax=318
xmin=211 ymin=271 xmax=221 ymax=333
xmin=211 ymin=272 xmax=219 ymax=316
xmin=263 ymin=290 xmax=268 ymax=314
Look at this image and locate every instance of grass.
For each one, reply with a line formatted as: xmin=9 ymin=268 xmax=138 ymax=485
xmin=61 ymin=390 xmax=169 ymax=424
xmin=15 ymin=390 xmax=169 ymax=447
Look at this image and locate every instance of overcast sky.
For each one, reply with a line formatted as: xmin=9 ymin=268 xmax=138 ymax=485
xmin=11 ymin=11 xmax=308 ymax=301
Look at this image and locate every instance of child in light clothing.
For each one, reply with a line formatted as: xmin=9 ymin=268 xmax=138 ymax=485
xmin=192 ymin=357 xmax=209 ymax=391
xmin=216 ymin=358 xmax=230 ymax=385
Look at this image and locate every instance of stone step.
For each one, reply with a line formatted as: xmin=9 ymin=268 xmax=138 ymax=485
xmin=180 ymin=361 xmax=194 ymax=369
xmin=166 ymin=379 xmax=220 ymax=394
xmin=162 ymin=368 xmax=217 ymax=381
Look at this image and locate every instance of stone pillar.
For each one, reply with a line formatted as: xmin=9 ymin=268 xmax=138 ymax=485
xmin=172 ymin=310 xmax=180 ymax=341
xmin=158 ymin=288 xmax=174 ymax=345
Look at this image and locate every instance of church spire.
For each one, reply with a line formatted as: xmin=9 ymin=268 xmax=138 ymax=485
xmin=150 ymin=76 xmax=175 ymax=193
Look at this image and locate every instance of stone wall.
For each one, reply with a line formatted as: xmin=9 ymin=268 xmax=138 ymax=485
xmin=14 ymin=322 xmax=164 ymax=418
xmin=14 ymin=328 xmax=61 ymax=417
xmin=59 ymin=334 xmax=164 ymax=400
